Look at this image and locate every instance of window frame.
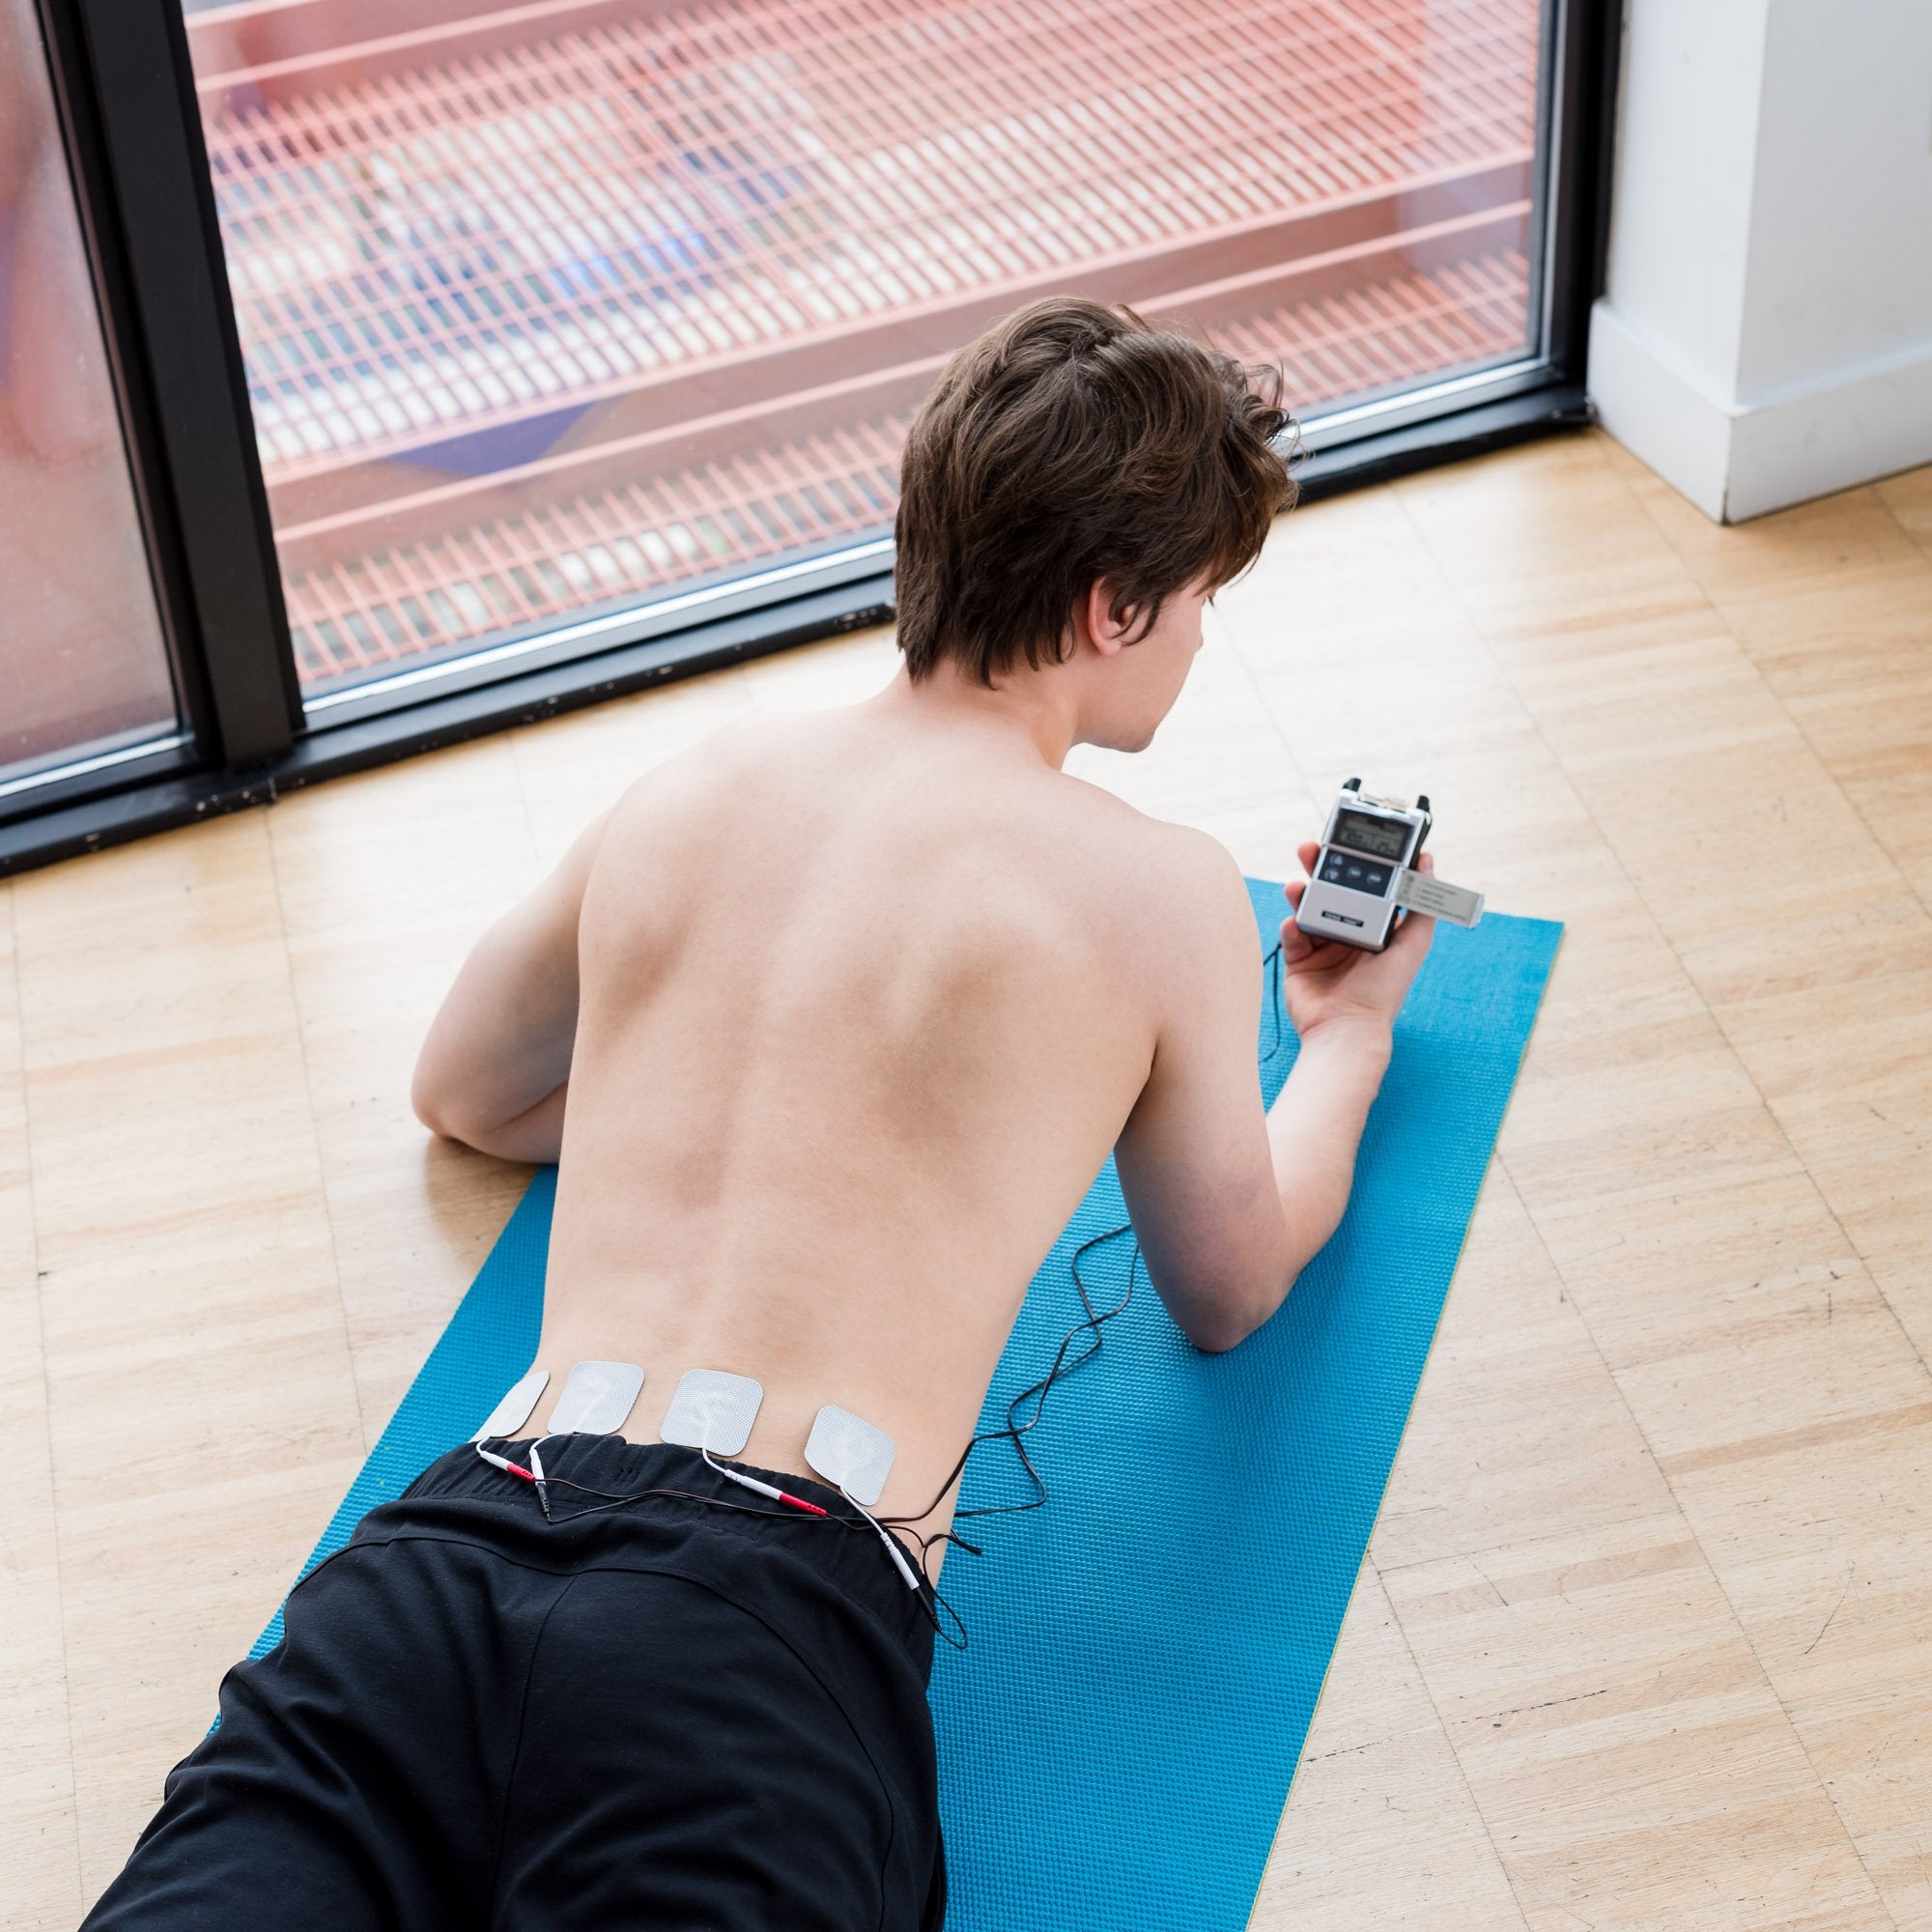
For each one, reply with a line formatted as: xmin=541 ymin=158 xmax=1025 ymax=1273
xmin=2 ymin=0 xmax=1619 ymax=876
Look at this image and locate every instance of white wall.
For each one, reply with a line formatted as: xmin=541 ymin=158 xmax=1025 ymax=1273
xmin=1588 ymin=0 xmax=1932 ymax=522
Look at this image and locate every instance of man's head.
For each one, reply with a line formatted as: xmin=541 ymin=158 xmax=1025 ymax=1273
xmin=894 ymin=298 xmax=1294 ymax=748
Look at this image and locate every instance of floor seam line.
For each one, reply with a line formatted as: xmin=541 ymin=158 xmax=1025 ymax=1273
xmin=1370 ymin=1550 xmax=1536 ymax=1931
xmin=1373 ymin=1497 xmax=1690 ymax=1579
xmin=261 ymin=811 xmax=371 ymax=1456
xmin=6 ymin=879 xmax=88 ymax=1916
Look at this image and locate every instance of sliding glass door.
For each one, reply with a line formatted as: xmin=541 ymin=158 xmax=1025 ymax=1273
xmin=181 ymin=0 xmax=1548 ymax=714
xmin=1 ymin=0 xmax=183 ymax=803
xmin=5 ymin=0 xmax=1607 ymax=870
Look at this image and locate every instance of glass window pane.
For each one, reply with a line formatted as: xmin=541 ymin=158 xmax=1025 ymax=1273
xmin=1 ymin=0 xmax=179 ymax=795
xmin=183 ymin=0 xmax=1543 ymax=707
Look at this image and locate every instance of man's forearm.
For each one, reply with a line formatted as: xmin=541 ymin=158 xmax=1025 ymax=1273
xmin=413 ymin=911 xmax=580 ymax=1153
xmin=412 ymin=809 xmax=608 ymax=1157
xmin=1265 ymin=1015 xmax=1393 ymax=1276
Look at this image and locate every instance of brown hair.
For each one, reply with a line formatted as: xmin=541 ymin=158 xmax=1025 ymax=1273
xmin=894 ymin=298 xmax=1294 ymax=685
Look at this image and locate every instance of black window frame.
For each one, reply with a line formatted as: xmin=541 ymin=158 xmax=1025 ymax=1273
xmin=3 ymin=0 xmax=1619 ymax=877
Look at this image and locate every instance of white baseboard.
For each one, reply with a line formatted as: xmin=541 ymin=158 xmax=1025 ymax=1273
xmin=1587 ymin=302 xmax=1734 ymax=519
xmin=1588 ymin=298 xmax=1932 ymax=523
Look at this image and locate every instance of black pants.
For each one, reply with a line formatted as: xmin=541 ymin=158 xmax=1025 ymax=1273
xmin=83 ymin=1435 xmax=947 ymax=1931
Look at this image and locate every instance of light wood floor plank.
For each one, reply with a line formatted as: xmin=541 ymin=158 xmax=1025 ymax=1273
xmin=13 ymin=818 xmax=365 ymax=1901
xmin=266 ymin=736 xmax=542 ymax=1447
xmin=1254 ymin=1559 xmax=1529 ymax=1931
xmin=1386 ymin=1507 xmax=1888 ymax=1931
xmin=1875 ymin=467 xmax=1932 ymax=556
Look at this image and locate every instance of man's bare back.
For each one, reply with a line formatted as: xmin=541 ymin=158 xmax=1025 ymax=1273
xmin=534 ymin=695 xmax=1199 ymax=1533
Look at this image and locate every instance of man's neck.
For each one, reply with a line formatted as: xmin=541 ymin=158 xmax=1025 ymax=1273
xmin=869 ymin=662 xmax=1080 ymax=770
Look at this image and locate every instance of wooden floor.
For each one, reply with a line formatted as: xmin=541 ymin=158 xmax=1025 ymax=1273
xmin=5 ymin=428 xmax=1930 ymax=1929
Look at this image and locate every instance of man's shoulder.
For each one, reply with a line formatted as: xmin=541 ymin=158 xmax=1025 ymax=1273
xmin=1031 ymin=778 xmax=1257 ymax=966
xmin=594 ymin=710 xmax=804 ymax=839
xmin=1054 ymin=772 xmax=1240 ymax=886
xmin=1136 ymin=820 xmax=1261 ymax=973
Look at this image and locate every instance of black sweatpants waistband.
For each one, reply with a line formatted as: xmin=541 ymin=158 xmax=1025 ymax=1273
xmin=424 ymin=1433 xmax=938 ymax=1674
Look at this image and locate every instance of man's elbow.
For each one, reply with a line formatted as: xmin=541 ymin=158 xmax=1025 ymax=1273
xmin=411 ymin=1060 xmax=472 ymax=1147
xmin=1184 ymin=1311 xmax=1266 ymax=1355
xmin=1182 ymin=1269 xmax=1298 ymax=1354
xmin=1184 ymin=1315 xmax=1251 ymax=1355
xmin=413 ymin=1099 xmax=466 ymax=1147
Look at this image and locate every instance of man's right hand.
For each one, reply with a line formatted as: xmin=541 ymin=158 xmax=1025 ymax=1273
xmin=1277 ymin=838 xmax=1435 ymax=1041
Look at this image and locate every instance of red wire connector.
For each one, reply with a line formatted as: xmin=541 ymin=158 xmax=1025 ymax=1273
xmin=708 ymin=1455 xmax=828 ymax=1516
xmin=477 ymin=1448 xmax=536 ymax=1483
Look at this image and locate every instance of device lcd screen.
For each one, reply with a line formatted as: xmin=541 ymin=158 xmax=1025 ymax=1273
xmin=1331 ymin=807 xmax=1411 ymax=862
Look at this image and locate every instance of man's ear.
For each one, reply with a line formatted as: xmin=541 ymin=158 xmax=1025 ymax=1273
xmin=1080 ymin=578 xmax=1137 ymax=659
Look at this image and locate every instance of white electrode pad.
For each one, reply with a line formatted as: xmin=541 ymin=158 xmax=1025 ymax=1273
xmin=804 ymin=1406 xmax=896 ymax=1506
xmin=547 ymin=1360 xmax=645 ymax=1435
xmin=1393 ymin=867 xmax=1485 ymax=927
xmin=660 ymin=1369 xmax=764 ymax=1457
xmin=471 ymin=1367 xmax=551 ymax=1442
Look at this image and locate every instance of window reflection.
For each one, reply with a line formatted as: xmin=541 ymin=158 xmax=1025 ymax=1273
xmin=184 ymin=0 xmax=1540 ymax=703
xmin=0 ymin=0 xmax=179 ymax=792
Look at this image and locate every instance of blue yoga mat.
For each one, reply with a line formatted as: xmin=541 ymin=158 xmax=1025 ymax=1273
xmin=254 ymin=880 xmax=1559 ymax=1930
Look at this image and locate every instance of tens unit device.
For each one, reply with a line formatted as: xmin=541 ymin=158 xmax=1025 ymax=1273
xmin=1294 ymin=780 xmax=1485 ymax=952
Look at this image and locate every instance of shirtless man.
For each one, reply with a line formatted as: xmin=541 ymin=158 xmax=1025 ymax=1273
xmin=85 ymin=298 xmax=1434 ymax=1932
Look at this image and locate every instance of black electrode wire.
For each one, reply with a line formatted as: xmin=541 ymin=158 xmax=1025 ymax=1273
xmin=952 ymin=1224 xmax=1139 ymax=1522
xmin=875 ymin=1222 xmax=1134 ymax=1545
xmin=867 ymin=1217 xmax=1143 ymax=1653
xmin=1262 ymin=935 xmax=1286 ymax=1064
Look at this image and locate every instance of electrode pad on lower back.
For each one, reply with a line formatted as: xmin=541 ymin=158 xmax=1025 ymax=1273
xmin=804 ymin=1405 xmax=896 ymax=1506
xmin=547 ymin=1360 xmax=644 ymax=1435
xmin=660 ymin=1369 xmax=764 ymax=1456
xmin=471 ymin=1367 xmax=550 ymax=1442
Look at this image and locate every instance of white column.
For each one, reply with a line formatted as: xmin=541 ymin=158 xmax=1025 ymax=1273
xmin=1588 ymin=0 xmax=1932 ymax=522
